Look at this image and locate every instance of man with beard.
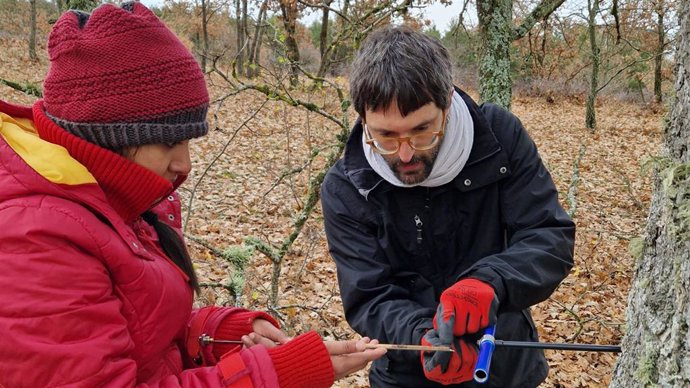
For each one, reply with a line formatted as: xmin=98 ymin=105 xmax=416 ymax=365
xmin=320 ymin=26 xmax=575 ymax=387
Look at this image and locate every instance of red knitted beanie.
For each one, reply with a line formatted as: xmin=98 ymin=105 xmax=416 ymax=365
xmin=43 ymin=1 xmax=209 ymax=150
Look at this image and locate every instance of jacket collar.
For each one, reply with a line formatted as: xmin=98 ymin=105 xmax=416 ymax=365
xmin=32 ymin=100 xmax=175 ymax=223
xmin=343 ymin=87 xmax=503 ymax=197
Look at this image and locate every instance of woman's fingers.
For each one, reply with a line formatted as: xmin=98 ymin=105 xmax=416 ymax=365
xmin=252 ymin=319 xmax=291 ymax=344
xmin=242 ymin=333 xmax=280 ymax=348
xmin=326 ymin=337 xmax=387 ymax=380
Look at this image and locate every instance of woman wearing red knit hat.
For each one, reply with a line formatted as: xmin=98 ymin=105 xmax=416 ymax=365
xmin=0 ymin=2 xmax=385 ymax=387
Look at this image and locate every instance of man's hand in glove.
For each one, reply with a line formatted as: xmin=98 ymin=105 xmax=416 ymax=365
xmin=420 ymin=329 xmax=477 ymax=384
xmin=435 ymin=278 xmax=498 ymax=336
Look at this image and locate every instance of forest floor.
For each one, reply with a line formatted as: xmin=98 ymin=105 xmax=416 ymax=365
xmin=1 ymin=35 xmax=666 ymax=387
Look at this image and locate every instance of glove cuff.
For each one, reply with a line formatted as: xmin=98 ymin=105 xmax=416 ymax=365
xmin=213 ymin=310 xmax=279 ymax=358
xmin=267 ymin=331 xmax=334 ymax=388
xmin=187 ymin=306 xmax=279 ymax=365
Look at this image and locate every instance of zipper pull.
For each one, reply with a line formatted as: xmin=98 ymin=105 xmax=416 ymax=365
xmin=414 ymin=214 xmax=423 ymax=244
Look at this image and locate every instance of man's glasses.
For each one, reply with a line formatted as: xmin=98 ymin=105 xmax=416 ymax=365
xmin=364 ymin=113 xmax=446 ymax=155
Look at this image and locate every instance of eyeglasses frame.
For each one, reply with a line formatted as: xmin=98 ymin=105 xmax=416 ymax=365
xmin=363 ymin=109 xmax=448 ymax=155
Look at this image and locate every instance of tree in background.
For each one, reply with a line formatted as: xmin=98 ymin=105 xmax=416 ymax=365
xmin=585 ymin=0 xmax=601 ymax=129
xmin=246 ymin=0 xmax=268 ymax=78
xmin=309 ymin=0 xmax=416 ymax=78
xmin=653 ymin=0 xmax=676 ymax=103
xmin=580 ymin=0 xmax=676 ymax=129
xmin=278 ymin=0 xmax=300 ymax=86
xmin=198 ymin=0 xmax=228 ymax=73
xmin=29 ymin=0 xmax=37 ymax=61
xmin=609 ymin=0 xmax=690 ymax=384
xmin=475 ymin=0 xmax=565 ymax=109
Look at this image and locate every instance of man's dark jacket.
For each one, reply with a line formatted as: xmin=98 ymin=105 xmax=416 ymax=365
xmin=321 ymin=89 xmax=575 ymax=388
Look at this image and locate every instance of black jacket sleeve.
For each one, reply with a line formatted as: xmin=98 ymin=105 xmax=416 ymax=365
xmin=462 ymin=103 xmax=575 ymax=311
xmin=321 ymin=171 xmax=434 ymax=363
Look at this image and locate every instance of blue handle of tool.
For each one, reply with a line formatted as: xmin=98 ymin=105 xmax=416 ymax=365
xmin=473 ymin=325 xmax=496 ymax=384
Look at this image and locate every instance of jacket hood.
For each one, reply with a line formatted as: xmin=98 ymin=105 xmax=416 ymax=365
xmin=0 ymin=100 xmax=102 ymax=206
xmin=0 ymin=99 xmax=175 ymax=224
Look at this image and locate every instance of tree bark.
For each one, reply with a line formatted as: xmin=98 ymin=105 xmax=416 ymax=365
xmin=29 ymin=0 xmax=37 ymax=61
xmin=477 ymin=0 xmax=513 ymax=109
xmin=279 ymin=0 xmax=301 ymax=87
xmin=235 ymin=0 xmax=244 ymax=76
xmin=241 ymin=0 xmax=248 ymax=76
xmin=476 ymin=0 xmax=565 ymax=109
xmin=585 ymin=0 xmax=600 ymax=130
xmin=319 ymin=0 xmax=331 ymax=59
xmin=654 ymin=0 xmax=666 ymax=103
xmin=316 ymin=0 xmax=338 ymax=79
xmin=201 ymin=0 xmax=209 ymax=73
xmin=247 ymin=0 xmax=268 ymax=78
xmin=609 ymin=0 xmax=690 ymax=386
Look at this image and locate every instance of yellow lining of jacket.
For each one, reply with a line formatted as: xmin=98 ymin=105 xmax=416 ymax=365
xmin=0 ymin=112 xmax=96 ymax=185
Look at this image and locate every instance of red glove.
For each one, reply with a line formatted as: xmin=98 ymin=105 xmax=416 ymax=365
xmin=434 ymin=278 xmax=498 ymax=336
xmin=420 ymin=329 xmax=477 ymax=384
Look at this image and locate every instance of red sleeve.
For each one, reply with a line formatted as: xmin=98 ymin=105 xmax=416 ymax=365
xmin=186 ymin=306 xmax=279 ymax=366
xmin=267 ymin=331 xmax=334 ymax=388
xmin=215 ymin=331 xmax=335 ymax=388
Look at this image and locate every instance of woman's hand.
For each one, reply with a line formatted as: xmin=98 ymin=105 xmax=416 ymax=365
xmin=326 ymin=337 xmax=387 ymax=380
xmin=241 ymin=318 xmax=291 ymax=348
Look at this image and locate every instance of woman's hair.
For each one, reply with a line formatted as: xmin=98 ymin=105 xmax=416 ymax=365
xmin=142 ymin=211 xmax=200 ymax=293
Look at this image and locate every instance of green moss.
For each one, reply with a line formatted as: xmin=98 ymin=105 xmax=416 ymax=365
xmin=639 ymin=158 xmax=690 ymax=239
xmin=640 ymin=156 xmax=671 ymax=176
xmin=629 ymin=236 xmax=646 ymax=262
xmin=638 ymin=277 xmax=650 ymax=290
xmin=220 ymin=245 xmax=256 ymax=305
xmin=634 ymin=343 xmax=660 ymax=387
xmin=221 ymin=245 xmax=254 ymax=269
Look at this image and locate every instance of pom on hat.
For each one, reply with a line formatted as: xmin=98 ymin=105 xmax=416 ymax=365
xmin=43 ymin=1 xmax=209 ymax=150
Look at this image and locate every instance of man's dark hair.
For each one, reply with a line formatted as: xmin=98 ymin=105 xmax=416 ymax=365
xmin=349 ymin=25 xmax=454 ymax=119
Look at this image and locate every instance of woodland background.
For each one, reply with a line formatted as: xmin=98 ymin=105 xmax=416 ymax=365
xmin=0 ymin=0 xmax=677 ymax=386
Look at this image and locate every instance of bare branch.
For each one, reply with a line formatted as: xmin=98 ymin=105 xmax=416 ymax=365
xmin=297 ymin=0 xmax=351 ymax=23
xmin=183 ymin=99 xmax=269 ymax=231
xmin=512 ymin=0 xmax=567 ymax=41
xmin=0 ymin=78 xmax=42 ymax=97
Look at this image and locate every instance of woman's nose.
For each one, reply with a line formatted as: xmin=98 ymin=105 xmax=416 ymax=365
xmin=171 ymin=145 xmax=192 ymax=175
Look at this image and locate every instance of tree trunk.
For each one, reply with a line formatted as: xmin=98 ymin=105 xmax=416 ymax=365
xmin=328 ymin=0 xmax=351 ymax=76
xmin=319 ymin=1 xmax=330 ymax=59
xmin=609 ymin=1 xmax=690 ymax=386
xmin=247 ymin=0 xmax=267 ymax=78
xmin=29 ymin=0 xmax=37 ymax=61
xmin=476 ymin=0 xmax=565 ymax=109
xmin=315 ymin=0 xmax=333 ymax=79
xmin=477 ymin=0 xmax=513 ymax=109
xmin=235 ymin=0 xmax=244 ymax=76
xmin=654 ymin=1 xmax=665 ymax=103
xmin=279 ymin=0 xmax=301 ymax=87
xmin=585 ymin=0 xmax=600 ymax=130
xmin=201 ymin=0 xmax=209 ymax=73
xmin=316 ymin=0 xmax=337 ymax=79
xmin=241 ymin=0 xmax=248 ymax=76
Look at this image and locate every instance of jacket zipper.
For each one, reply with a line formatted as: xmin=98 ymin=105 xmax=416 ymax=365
xmin=414 ymin=214 xmax=423 ymax=244
xmin=414 ymin=190 xmax=432 ymax=245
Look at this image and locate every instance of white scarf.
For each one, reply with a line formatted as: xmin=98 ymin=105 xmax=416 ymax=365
xmin=362 ymin=91 xmax=474 ymax=187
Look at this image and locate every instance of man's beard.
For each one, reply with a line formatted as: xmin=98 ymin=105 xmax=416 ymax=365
xmin=387 ymin=146 xmax=440 ymax=185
